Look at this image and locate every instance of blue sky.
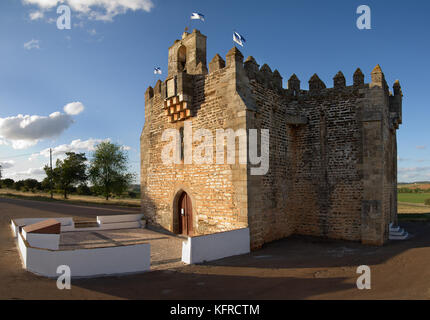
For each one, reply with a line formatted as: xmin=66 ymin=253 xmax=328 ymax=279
xmin=0 ymin=0 xmax=429 ymax=182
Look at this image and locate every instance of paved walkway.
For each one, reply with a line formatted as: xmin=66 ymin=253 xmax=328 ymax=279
xmin=60 ymin=228 xmax=185 ymax=270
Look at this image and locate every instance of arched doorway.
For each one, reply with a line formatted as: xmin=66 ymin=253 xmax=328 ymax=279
xmin=178 ymin=191 xmax=193 ymax=235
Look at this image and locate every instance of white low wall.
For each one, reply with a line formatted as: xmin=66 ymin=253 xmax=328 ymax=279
xmin=182 ymin=228 xmax=250 ymax=264
xmin=97 ymin=214 xmax=143 ymax=224
xmin=11 ymin=214 xmax=144 ymax=236
xmin=11 ymin=220 xmax=18 ymax=237
xmin=11 ymin=218 xmax=74 ymax=237
xmin=76 ymin=221 xmax=141 ymax=232
xmin=17 ymin=232 xmax=150 ymax=277
xmin=23 ymin=231 xmax=60 ymax=250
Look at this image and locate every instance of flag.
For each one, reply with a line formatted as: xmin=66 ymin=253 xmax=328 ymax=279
xmin=233 ymin=31 xmax=246 ymax=47
xmin=191 ymin=12 xmax=205 ymax=21
xmin=154 ymin=67 xmax=162 ymax=75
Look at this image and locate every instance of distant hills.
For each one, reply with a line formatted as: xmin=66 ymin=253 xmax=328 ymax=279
xmin=398 ymin=181 xmax=430 ymax=185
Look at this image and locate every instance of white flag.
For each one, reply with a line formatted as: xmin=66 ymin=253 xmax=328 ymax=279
xmin=191 ymin=12 xmax=205 ymax=21
xmin=233 ymin=31 xmax=246 ymax=47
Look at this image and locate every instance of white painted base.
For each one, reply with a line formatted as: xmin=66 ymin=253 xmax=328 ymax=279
xmin=11 ymin=215 xmax=144 ymax=236
xmin=23 ymin=231 xmax=60 ymax=250
xmin=97 ymin=214 xmax=144 ymax=224
xmin=12 ymin=214 xmax=151 ymax=278
xmin=11 ymin=218 xmax=74 ymax=237
xmin=17 ymin=231 xmax=150 ymax=278
xmin=182 ymin=228 xmax=250 ymax=264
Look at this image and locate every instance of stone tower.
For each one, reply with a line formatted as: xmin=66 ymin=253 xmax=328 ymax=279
xmin=167 ymin=29 xmax=207 ymax=76
xmin=140 ymin=30 xmax=403 ymax=249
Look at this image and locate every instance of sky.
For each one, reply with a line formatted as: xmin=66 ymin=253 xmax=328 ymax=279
xmin=0 ymin=0 xmax=429 ymax=183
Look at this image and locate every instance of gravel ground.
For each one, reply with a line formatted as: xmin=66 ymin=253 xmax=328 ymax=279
xmin=1 ymin=197 xmax=429 ymax=300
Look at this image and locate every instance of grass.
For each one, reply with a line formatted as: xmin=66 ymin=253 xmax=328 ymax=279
xmin=0 ymin=188 xmax=141 ymax=208
xmin=398 ymin=213 xmax=430 ymax=221
xmin=398 ymin=202 xmax=430 ymax=213
xmin=0 ymin=188 xmax=429 ymax=219
xmin=397 ymin=193 xmax=430 ymax=204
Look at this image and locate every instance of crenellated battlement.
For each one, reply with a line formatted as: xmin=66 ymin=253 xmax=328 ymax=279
xmin=144 ymin=30 xmax=402 ymax=129
xmin=141 ymin=29 xmax=404 ymax=248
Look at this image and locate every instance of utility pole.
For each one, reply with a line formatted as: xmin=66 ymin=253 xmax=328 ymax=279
xmin=50 ymin=148 xmax=53 ymax=199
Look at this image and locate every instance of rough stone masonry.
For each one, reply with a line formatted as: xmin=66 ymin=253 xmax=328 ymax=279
xmin=140 ymin=29 xmax=402 ymax=249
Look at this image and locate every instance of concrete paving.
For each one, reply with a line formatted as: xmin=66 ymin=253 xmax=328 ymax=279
xmin=60 ymin=228 xmax=185 ymax=270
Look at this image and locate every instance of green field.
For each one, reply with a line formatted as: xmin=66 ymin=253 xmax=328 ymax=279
xmin=397 ymin=193 xmax=430 ymax=204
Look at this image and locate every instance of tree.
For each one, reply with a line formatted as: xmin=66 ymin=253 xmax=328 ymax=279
xmin=76 ymin=184 xmax=92 ymax=196
xmin=41 ymin=177 xmax=52 ymax=191
xmin=14 ymin=180 xmax=24 ymax=191
xmin=89 ymin=142 xmax=134 ymax=200
xmin=2 ymin=178 xmax=14 ymax=189
xmin=24 ymin=178 xmax=41 ymax=191
xmin=44 ymin=152 xmax=87 ymax=199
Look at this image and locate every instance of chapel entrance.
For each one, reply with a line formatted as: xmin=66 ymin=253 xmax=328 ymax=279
xmin=178 ymin=192 xmax=193 ymax=235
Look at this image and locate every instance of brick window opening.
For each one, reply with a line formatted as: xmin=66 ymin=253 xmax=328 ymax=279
xmin=179 ymin=126 xmax=184 ymax=161
xmin=178 ymin=46 xmax=187 ymax=72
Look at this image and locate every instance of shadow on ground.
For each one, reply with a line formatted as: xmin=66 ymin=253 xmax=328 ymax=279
xmin=1 ymin=197 xmax=429 ymax=299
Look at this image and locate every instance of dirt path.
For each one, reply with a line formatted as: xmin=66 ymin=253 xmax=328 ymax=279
xmin=1 ymin=197 xmax=429 ymax=299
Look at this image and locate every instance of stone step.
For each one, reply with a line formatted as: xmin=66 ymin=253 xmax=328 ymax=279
xmin=389 ymin=223 xmax=401 ymax=232
xmin=74 ymin=221 xmax=100 ymax=228
xmin=389 ymin=231 xmax=409 ymax=240
xmin=389 ymin=229 xmax=406 ymax=236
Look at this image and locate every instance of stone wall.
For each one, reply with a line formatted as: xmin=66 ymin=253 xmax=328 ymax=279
xmin=140 ymin=30 xmax=402 ymax=249
xmin=246 ymin=77 xmax=365 ymax=248
xmin=243 ymin=60 xmax=401 ymax=248
xmin=140 ymin=46 xmax=249 ymax=235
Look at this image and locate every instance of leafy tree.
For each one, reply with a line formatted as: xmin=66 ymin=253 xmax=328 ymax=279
xmin=24 ymin=179 xmax=41 ymax=191
xmin=14 ymin=180 xmax=24 ymax=191
xmin=2 ymin=178 xmax=14 ymax=189
xmin=89 ymin=142 xmax=134 ymax=200
xmin=77 ymin=184 xmax=92 ymax=196
xmin=41 ymin=177 xmax=52 ymax=191
xmin=44 ymin=152 xmax=87 ymax=199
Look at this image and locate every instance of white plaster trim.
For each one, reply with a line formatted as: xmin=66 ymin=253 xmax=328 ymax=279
xmin=182 ymin=228 xmax=250 ymax=264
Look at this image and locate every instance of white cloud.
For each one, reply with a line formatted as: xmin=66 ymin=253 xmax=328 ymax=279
xmin=23 ymin=0 xmax=154 ymax=22
xmin=416 ymin=145 xmax=426 ymax=150
xmin=29 ymin=138 xmax=132 ymax=162
xmin=0 ymin=160 xmax=15 ymax=169
xmin=23 ymin=39 xmax=40 ymax=50
xmin=30 ymin=138 xmax=110 ymax=160
xmin=9 ymin=167 xmax=45 ymax=179
xmin=398 ymin=166 xmax=430 ymax=182
xmin=29 ymin=10 xmax=44 ymax=20
xmin=0 ymin=102 xmax=85 ymax=149
xmin=64 ymin=101 xmax=85 ymax=115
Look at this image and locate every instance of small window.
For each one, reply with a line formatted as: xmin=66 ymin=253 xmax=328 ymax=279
xmin=179 ymin=127 xmax=184 ymax=161
xmin=178 ymin=46 xmax=187 ymax=72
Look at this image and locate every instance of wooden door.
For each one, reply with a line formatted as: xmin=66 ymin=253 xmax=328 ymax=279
xmin=178 ymin=192 xmax=193 ymax=235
